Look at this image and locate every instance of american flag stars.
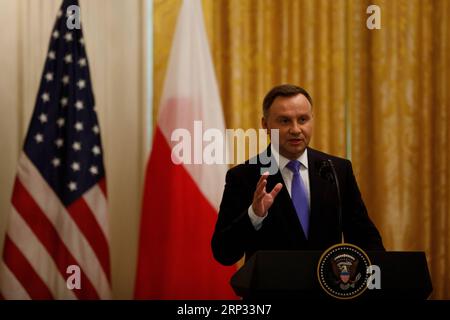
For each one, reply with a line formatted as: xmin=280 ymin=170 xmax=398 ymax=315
xmin=78 ymin=58 xmax=87 ymax=67
xmin=41 ymin=92 xmax=50 ymax=102
xmin=64 ymin=32 xmax=73 ymax=42
xmin=24 ymin=4 xmax=105 ymax=206
xmin=64 ymin=54 xmax=72 ymax=63
xmin=67 ymin=181 xmax=77 ymax=191
xmin=72 ymin=141 xmax=81 ymax=151
xmin=55 ymin=138 xmax=64 ymax=148
xmin=62 ymin=75 xmax=70 ymax=85
xmin=71 ymin=162 xmax=80 ymax=172
xmin=75 ymin=100 xmax=84 ymax=110
xmin=45 ymin=72 xmax=54 ymax=82
xmin=48 ymin=51 xmax=56 ymax=60
xmin=77 ymin=79 xmax=86 ymax=89
xmin=92 ymin=145 xmax=101 ymax=156
xmin=34 ymin=133 xmax=44 ymax=143
xmin=39 ymin=113 xmax=48 ymax=124
xmin=52 ymin=157 xmax=61 ymax=167
xmin=60 ymin=97 xmax=68 ymax=106
xmin=74 ymin=121 xmax=84 ymax=131
xmin=89 ymin=166 xmax=99 ymax=175
xmin=57 ymin=118 xmax=65 ymax=127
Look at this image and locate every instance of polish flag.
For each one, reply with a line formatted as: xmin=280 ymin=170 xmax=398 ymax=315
xmin=134 ymin=0 xmax=236 ymax=299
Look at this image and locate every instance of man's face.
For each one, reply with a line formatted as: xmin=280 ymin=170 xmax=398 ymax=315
xmin=262 ymin=94 xmax=314 ymax=160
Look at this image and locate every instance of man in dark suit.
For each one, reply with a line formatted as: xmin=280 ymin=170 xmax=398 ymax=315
xmin=211 ymin=84 xmax=384 ymax=266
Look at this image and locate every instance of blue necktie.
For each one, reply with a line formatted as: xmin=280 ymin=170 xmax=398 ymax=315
xmin=286 ymin=160 xmax=310 ymax=239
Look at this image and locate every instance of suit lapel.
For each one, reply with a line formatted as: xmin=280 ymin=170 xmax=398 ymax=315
xmin=307 ymin=148 xmax=335 ymax=244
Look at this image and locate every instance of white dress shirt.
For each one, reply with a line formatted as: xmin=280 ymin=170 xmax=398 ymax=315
xmin=248 ymin=146 xmax=311 ymax=230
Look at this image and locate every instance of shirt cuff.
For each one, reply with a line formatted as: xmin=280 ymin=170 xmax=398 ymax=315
xmin=248 ymin=205 xmax=268 ymax=231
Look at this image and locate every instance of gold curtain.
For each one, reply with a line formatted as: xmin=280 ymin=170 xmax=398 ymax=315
xmin=348 ymin=0 xmax=450 ymax=299
xmin=154 ymin=0 xmax=450 ymax=299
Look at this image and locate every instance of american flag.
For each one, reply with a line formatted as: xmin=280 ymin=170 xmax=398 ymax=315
xmin=0 ymin=0 xmax=111 ymax=299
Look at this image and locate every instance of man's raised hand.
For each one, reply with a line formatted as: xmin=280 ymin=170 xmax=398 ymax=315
xmin=252 ymin=172 xmax=283 ymax=217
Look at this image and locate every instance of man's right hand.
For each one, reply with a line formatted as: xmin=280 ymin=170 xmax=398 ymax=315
xmin=252 ymin=172 xmax=283 ymax=217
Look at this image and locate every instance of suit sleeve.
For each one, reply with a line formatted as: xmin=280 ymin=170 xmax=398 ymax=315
xmin=211 ymin=167 xmax=258 ymax=266
xmin=342 ymin=160 xmax=385 ymax=251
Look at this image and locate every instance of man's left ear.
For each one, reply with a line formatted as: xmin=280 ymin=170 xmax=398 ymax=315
xmin=261 ymin=117 xmax=267 ymax=129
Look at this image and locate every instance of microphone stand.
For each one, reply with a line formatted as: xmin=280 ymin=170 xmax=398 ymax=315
xmin=327 ymin=159 xmax=344 ymax=244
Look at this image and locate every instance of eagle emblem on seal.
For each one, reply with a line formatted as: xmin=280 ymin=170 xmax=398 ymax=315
xmin=331 ymin=253 xmax=362 ymax=290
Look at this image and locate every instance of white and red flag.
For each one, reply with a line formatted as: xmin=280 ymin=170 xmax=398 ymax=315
xmin=0 ymin=0 xmax=111 ymax=299
xmin=134 ymin=0 xmax=236 ymax=299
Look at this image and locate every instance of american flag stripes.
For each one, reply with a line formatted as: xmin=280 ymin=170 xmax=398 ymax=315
xmin=0 ymin=0 xmax=111 ymax=299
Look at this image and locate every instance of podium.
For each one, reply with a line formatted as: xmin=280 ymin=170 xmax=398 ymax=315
xmin=231 ymin=251 xmax=432 ymax=299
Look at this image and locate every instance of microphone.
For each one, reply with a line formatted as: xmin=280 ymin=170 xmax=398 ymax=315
xmin=319 ymin=160 xmax=344 ymax=244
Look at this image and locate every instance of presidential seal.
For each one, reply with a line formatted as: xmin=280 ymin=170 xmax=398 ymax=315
xmin=317 ymin=243 xmax=371 ymax=299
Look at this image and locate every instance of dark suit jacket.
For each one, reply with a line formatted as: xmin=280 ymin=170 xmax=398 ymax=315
xmin=211 ymin=147 xmax=385 ymax=266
